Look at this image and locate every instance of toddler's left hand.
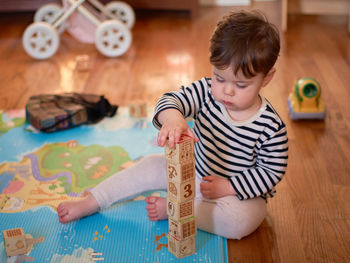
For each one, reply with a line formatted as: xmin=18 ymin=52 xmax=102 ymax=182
xmin=200 ymin=176 xmax=236 ymax=199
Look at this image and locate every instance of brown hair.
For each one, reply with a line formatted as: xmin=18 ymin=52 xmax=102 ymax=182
xmin=209 ymin=10 xmax=280 ymax=78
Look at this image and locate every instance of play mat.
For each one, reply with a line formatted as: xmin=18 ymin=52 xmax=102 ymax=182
xmin=0 ymin=108 xmax=228 ymax=263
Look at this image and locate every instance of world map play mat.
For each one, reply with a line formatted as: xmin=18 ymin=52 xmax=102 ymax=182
xmin=0 ymin=108 xmax=228 ymax=263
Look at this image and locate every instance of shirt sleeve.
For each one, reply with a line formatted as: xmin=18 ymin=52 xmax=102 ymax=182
xmin=229 ymin=125 xmax=289 ymax=200
xmin=152 ymin=78 xmax=208 ymax=129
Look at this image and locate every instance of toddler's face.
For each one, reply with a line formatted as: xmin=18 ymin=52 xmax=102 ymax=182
xmin=211 ymin=65 xmax=273 ymax=120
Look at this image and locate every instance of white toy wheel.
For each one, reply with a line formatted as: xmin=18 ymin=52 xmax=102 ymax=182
xmin=95 ymin=20 xmax=132 ymax=57
xmin=22 ymin=22 xmax=59 ymax=60
xmin=34 ymin=3 xmax=65 ymax=34
xmin=106 ymin=1 xmax=135 ymax=29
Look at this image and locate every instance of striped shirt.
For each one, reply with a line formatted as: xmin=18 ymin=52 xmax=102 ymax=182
xmin=153 ymin=77 xmax=288 ymax=200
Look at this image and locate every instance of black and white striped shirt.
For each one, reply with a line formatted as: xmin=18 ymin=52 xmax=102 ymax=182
xmin=153 ymin=77 xmax=288 ymax=200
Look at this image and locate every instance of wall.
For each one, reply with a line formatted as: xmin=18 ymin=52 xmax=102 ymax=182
xmin=288 ymin=0 xmax=350 ymax=15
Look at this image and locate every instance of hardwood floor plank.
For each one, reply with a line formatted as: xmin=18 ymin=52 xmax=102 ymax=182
xmin=268 ymin=189 xmax=307 ymax=262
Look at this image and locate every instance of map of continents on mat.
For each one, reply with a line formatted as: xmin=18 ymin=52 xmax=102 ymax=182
xmin=0 ymin=108 xmax=228 ymax=263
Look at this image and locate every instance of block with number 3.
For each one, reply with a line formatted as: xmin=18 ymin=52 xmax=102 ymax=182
xmin=167 ymin=179 xmax=195 ymax=202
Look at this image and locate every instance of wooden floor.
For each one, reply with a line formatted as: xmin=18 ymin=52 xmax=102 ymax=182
xmin=1 ymin=1 xmax=350 ymax=262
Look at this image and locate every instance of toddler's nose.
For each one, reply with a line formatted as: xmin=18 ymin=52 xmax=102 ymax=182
xmin=224 ymin=85 xmax=235 ymax=96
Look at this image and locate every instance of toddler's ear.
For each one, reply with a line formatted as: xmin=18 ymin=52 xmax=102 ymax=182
xmin=262 ymin=68 xmax=276 ymax=87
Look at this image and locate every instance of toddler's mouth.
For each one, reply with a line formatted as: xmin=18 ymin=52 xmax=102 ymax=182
xmin=223 ymin=101 xmax=233 ymax=107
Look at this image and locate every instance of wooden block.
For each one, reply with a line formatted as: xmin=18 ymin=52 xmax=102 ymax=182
xmin=75 ymin=55 xmax=90 ymax=71
xmin=167 ymin=179 xmax=195 ymax=203
xmin=165 ymin=135 xmax=194 ymax=164
xmin=166 ymin=161 xmax=195 ymax=183
xmin=168 ymin=234 xmax=195 ymax=259
xmin=3 ymin=228 xmax=45 ymax=257
xmin=3 ymin=228 xmax=27 ymax=256
xmin=167 ymin=197 xmax=194 ymax=221
xmin=129 ymin=100 xmax=147 ymax=118
xmin=169 ymin=216 xmax=197 ymax=240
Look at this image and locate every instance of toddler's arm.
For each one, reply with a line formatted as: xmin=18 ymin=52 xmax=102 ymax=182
xmin=230 ymin=128 xmax=288 ymax=200
xmin=152 ymin=78 xmax=210 ymax=148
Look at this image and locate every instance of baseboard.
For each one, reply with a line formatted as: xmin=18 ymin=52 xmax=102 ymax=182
xmin=200 ymin=0 xmax=251 ymax=6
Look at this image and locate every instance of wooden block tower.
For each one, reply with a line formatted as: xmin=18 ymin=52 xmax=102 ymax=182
xmin=165 ymin=135 xmax=196 ymax=258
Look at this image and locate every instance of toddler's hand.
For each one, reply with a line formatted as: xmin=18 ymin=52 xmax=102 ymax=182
xmin=200 ymin=176 xmax=236 ymax=199
xmin=157 ymin=109 xmax=198 ymax=148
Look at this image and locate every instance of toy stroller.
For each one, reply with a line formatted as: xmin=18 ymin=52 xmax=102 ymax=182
xmin=22 ymin=0 xmax=135 ymax=59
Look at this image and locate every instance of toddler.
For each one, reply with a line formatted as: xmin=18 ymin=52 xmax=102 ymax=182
xmin=57 ymin=10 xmax=288 ymax=239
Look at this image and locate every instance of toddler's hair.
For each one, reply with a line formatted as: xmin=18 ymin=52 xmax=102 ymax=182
xmin=209 ymin=10 xmax=280 ymax=77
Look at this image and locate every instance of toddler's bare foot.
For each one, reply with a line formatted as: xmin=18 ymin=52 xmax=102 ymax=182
xmin=57 ymin=193 xmax=100 ymax=223
xmin=145 ymin=196 xmax=168 ymax=221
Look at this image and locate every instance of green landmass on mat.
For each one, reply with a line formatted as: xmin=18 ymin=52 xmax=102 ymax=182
xmin=36 ymin=141 xmax=131 ymax=194
xmin=0 ymin=111 xmax=25 ymax=135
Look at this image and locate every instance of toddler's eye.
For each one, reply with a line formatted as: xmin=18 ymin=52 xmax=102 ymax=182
xmin=236 ymin=83 xmax=247 ymax=89
xmin=216 ymin=77 xmax=225 ymax=83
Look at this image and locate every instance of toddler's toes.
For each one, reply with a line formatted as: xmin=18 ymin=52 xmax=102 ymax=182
xmin=57 ymin=206 xmax=68 ymax=217
xmin=144 ymin=196 xmax=167 ymax=221
xmin=146 ymin=203 xmax=156 ymax=212
xmin=57 ymin=203 xmax=64 ymax=213
xmin=145 ymin=196 xmax=157 ymax=204
xmin=59 ymin=214 xmax=71 ymax=224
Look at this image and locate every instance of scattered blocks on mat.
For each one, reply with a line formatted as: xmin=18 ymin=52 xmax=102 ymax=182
xmin=2 ymin=227 xmax=44 ymax=257
xmin=165 ymin=135 xmax=196 ymax=258
xmin=129 ymin=100 xmax=147 ymax=118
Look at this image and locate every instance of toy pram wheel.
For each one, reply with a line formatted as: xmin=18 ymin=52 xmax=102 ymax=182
xmin=95 ymin=20 xmax=132 ymax=57
xmin=22 ymin=22 xmax=59 ymax=60
xmin=106 ymin=1 xmax=135 ymax=29
xmin=34 ymin=3 xmax=65 ymax=34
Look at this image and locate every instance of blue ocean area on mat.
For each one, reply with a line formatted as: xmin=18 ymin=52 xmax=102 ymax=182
xmin=0 ymin=201 xmax=228 ymax=262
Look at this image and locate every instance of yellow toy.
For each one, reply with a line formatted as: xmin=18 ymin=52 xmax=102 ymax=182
xmin=2 ymin=228 xmax=44 ymax=257
xmin=288 ymin=77 xmax=326 ymax=120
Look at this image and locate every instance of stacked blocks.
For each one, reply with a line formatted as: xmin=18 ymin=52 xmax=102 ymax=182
xmin=165 ymin=135 xmax=196 ymax=258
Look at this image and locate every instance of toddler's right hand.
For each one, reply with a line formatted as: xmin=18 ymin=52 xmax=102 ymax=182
xmin=157 ymin=109 xmax=198 ymax=148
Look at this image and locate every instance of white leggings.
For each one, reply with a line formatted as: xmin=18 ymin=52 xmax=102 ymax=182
xmin=90 ymin=154 xmax=267 ymax=239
